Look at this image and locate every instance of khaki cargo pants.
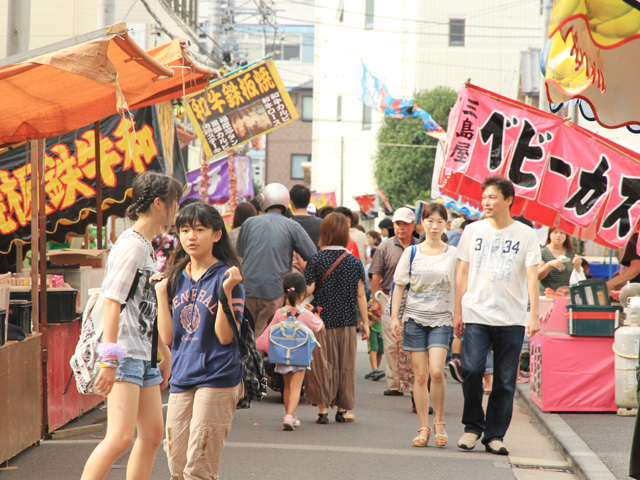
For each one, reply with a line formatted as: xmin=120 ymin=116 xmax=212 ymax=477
xmin=165 ymin=383 xmax=243 ymax=480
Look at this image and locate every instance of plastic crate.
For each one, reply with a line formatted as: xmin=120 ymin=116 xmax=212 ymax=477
xmin=9 ymin=300 xmax=32 ymax=334
xmin=0 ymin=308 xmax=6 ymax=346
xmin=565 ymin=304 xmax=622 ymax=337
xmin=11 ymin=290 xmax=78 ymax=323
xmin=569 ymin=279 xmax=610 ymax=306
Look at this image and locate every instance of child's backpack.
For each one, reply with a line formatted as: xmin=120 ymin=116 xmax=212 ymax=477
xmin=268 ymin=308 xmax=320 ymax=367
xmin=69 ymin=273 xmax=141 ymax=395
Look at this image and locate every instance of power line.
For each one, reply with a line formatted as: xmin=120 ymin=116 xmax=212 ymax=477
xmin=275 ymin=14 xmax=541 ymax=40
xmin=284 ymin=0 xmax=541 ymax=31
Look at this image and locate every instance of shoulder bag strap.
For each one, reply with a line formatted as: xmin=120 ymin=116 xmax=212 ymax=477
xmin=317 ymin=251 xmax=349 ymax=289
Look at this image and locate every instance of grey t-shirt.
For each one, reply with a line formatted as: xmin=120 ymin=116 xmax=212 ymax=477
xmin=102 ymin=229 xmax=157 ymax=360
xmin=237 ymin=210 xmax=317 ymax=300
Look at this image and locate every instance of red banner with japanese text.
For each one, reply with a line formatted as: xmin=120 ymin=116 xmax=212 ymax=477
xmin=441 ymin=84 xmax=640 ymax=249
xmin=186 ymin=58 xmax=298 ymax=159
xmin=0 ymin=106 xmax=182 ymax=254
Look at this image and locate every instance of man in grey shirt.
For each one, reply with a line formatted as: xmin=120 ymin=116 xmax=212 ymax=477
xmin=369 ymin=207 xmax=418 ymax=396
xmin=237 ymin=183 xmax=316 ymax=337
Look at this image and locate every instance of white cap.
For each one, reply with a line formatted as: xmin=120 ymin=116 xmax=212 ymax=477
xmin=306 ymin=203 xmax=317 ymax=214
xmin=392 ymin=207 xmax=415 ymax=224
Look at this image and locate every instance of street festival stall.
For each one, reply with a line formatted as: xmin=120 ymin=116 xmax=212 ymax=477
xmin=440 ymin=82 xmax=640 ymax=412
xmin=0 ymin=23 xmax=217 ymax=465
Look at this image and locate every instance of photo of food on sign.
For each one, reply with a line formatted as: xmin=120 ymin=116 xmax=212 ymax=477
xmin=229 ymin=102 xmax=274 ymax=142
xmin=185 ymin=59 xmax=299 ymax=158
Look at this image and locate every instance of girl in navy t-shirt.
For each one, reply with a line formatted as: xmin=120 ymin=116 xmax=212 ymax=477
xmin=156 ymin=202 xmax=245 ymax=480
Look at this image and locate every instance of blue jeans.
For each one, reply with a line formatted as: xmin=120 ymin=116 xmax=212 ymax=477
xmin=461 ymin=324 xmax=524 ymax=444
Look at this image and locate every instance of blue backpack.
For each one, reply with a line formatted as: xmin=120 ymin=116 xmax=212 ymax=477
xmin=268 ymin=308 xmax=320 ymax=367
xmin=389 ymin=244 xmax=418 ymax=314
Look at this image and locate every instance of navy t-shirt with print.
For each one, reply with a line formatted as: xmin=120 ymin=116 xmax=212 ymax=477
xmin=305 ymin=250 xmax=365 ymax=329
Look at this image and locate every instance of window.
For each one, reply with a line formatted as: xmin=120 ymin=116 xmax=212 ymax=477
xmin=362 ymin=104 xmax=371 ymax=130
xmin=291 ymin=154 xmax=311 ymax=180
xmin=271 ymin=34 xmax=302 ymax=61
xmin=302 ymin=96 xmax=313 ymax=121
xmin=365 ymin=0 xmax=374 ymax=30
xmin=449 ymin=18 xmax=465 ymax=47
xmin=337 ymin=96 xmax=342 ymax=121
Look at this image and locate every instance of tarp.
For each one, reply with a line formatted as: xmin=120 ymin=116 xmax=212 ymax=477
xmin=0 ymin=23 xmax=218 ymax=145
xmin=544 ymin=0 xmax=640 ymax=129
xmin=0 ymin=106 xmax=184 ymax=253
xmin=440 ymin=83 xmax=640 ymax=250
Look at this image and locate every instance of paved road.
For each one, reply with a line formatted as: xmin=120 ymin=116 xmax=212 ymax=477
xmin=3 ymin=340 xmax=579 ymax=480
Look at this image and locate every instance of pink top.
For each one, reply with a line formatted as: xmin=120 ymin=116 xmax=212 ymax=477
xmin=256 ymin=306 xmax=324 ymax=353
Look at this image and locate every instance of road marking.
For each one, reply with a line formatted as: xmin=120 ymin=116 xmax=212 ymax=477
xmin=41 ymin=438 xmax=507 ymax=463
xmin=225 ymin=441 xmax=504 ymax=461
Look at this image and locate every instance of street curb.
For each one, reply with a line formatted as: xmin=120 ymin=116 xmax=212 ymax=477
xmin=515 ymin=383 xmax=617 ymax=480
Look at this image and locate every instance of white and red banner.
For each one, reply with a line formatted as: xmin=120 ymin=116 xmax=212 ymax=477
xmin=441 ymin=83 xmax=640 ymax=250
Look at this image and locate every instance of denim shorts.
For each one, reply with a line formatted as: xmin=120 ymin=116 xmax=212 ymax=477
xmin=115 ymin=357 xmax=162 ymax=388
xmin=403 ymin=319 xmax=452 ymax=352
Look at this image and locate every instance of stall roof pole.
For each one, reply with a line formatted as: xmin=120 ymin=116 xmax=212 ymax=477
xmin=95 ymin=121 xmax=103 ymax=250
xmin=37 ymin=137 xmax=49 ymax=436
xmin=0 ymin=22 xmax=128 ymax=69
xmin=29 ymin=140 xmax=38 ymax=331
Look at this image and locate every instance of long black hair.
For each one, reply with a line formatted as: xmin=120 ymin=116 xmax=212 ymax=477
xmin=166 ymin=202 xmax=242 ymax=297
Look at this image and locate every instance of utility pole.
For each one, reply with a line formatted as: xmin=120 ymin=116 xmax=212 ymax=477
xmin=97 ymin=0 xmax=116 ymax=28
xmin=538 ymin=0 xmax=553 ymax=112
xmin=6 ymin=0 xmax=31 ymax=56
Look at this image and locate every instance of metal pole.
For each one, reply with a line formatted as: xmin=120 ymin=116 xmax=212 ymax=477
xmin=538 ymin=0 xmax=553 ymax=112
xmin=97 ymin=0 xmax=116 ymax=28
xmin=340 ymin=136 xmax=344 ymax=205
xmin=94 ymin=121 xmax=103 ymax=250
xmin=6 ymin=0 xmax=31 ymax=56
xmin=29 ymin=140 xmax=39 ymax=332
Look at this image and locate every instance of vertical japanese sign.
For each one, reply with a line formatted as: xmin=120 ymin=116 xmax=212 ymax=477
xmin=441 ymin=83 xmax=640 ymax=249
xmin=186 ymin=58 xmax=299 ymax=158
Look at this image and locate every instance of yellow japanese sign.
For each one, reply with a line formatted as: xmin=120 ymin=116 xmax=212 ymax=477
xmin=185 ymin=58 xmax=299 ymax=158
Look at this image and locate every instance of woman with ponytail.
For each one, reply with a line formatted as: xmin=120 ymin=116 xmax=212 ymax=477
xmin=82 ymin=171 xmax=182 ymax=480
xmin=155 ymin=201 xmax=245 ymax=479
xmin=256 ymin=273 xmax=324 ymax=430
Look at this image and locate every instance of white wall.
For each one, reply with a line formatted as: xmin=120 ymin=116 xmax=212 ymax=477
xmin=311 ymin=0 xmax=545 ymax=210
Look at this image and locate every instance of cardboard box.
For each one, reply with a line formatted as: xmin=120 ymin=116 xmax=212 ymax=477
xmin=47 ymin=249 xmax=108 ymax=268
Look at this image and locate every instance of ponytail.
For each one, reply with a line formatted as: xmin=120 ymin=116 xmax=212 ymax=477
xmin=282 ymin=273 xmax=307 ymax=307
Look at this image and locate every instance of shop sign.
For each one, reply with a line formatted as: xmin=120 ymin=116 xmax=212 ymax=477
xmin=186 ymin=59 xmax=298 ymax=159
xmin=441 ymin=84 xmax=640 ymax=249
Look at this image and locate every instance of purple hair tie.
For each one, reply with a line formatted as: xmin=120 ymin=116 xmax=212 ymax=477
xmin=97 ymin=342 xmax=127 ymax=360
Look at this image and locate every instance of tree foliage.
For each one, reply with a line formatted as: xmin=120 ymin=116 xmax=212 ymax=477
xmin=373 ymin=86 xmax=458 ymax=210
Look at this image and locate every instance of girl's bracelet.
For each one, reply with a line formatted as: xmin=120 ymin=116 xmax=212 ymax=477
xmin=97 ymin=342 xmax=127 ymax=361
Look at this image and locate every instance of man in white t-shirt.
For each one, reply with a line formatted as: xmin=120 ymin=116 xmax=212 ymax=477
xmin=453 ymin=175 xmax=541 ymax=456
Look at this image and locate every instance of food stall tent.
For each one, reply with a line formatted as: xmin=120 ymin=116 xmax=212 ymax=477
xmin=0 ymin=22 xmax=218 ymax=464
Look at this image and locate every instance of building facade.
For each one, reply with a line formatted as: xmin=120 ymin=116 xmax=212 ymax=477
xmin=265 ymin=80 xmax=312 ymax=188
xmin=311 ymin=0 xmax=545 ymax=210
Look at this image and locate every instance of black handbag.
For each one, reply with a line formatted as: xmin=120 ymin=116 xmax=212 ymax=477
xmin=219 ymin=284 xmax=267 ymax=408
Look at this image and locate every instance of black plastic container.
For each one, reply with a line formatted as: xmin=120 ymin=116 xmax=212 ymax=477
xmin=8 ymin=300 xmax=32 ymax=334
xmin=11 ymin=290 xmax=78 ymax=323
xmin=0 ymin=308 xmax=6 ymax=346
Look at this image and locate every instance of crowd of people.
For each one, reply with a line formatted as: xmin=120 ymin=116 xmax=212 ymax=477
xmin=82 ymin=171 xmax=638 ymax=480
